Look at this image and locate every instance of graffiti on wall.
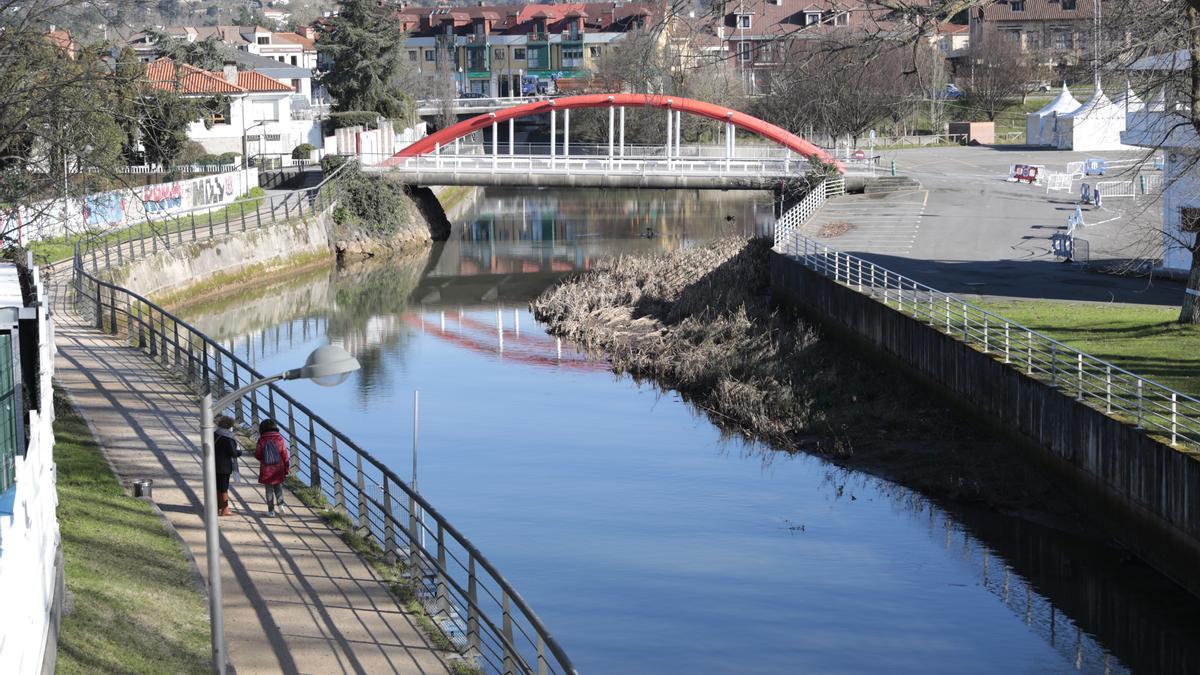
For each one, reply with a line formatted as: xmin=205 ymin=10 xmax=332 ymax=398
xmin=191 ymin=174 xmax=236 ymax=208
xmin=83 ymin=193 xmax=127 ymax=227
xmin=144 ymin=182 xmax=183 ymax=214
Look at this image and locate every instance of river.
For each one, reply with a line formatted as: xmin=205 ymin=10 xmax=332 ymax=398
xmin=173 ymin=187 xmax=1200 ymax=674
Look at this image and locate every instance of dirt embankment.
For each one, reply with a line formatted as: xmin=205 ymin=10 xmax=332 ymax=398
xmin=532 ymin=237 xmax=1097 ymax=534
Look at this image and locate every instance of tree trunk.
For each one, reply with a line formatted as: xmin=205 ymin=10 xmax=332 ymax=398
xmin=1180 ymin=245 xmax=1200 ymax=323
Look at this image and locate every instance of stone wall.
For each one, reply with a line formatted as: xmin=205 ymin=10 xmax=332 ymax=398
xmin=113 ymin=213 xmax=332 ymax=300
xmin=770 ymin=251 xmax=1200 ymax=598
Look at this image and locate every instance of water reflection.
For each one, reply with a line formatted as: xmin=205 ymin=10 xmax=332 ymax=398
xmin=171 ymin=187 xmax=1200 ymax=674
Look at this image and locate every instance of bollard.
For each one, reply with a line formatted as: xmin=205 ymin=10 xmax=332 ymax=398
xmin=890 ymin=160 xmax=896 ymax=177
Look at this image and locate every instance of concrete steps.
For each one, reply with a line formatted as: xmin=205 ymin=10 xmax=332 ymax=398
xmin=862 ymin=176 xmax=923 ymax=194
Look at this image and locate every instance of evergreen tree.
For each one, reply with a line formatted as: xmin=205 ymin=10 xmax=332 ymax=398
xmin=317 ymin=0 xmax=411 ymax=119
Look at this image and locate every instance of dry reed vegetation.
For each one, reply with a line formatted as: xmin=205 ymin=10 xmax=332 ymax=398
xmin=533 ymin=237 xmax=1096 ymax=528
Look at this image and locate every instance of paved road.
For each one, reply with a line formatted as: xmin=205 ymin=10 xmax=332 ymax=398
xmin=50 ymin=270 xmax=452 ymax=675
xmin=813 ymin=146 xmax=1183 ymax=306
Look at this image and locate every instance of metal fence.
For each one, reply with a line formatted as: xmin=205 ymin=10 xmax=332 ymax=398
xmin=68 ymin=169 xmax=577 ymax=675
xmin=775 ymin=180 xmax=1200 ymax=450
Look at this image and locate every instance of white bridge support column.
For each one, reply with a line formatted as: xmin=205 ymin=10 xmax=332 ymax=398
xmin=619 ymin=106 xmax=626 ymax=159
xmin=665 ymin=105 xmax=673 ymax=166
xmin=674 ymin=110 xmax=682 ymax=160
xmin=491 ymin=116 xmax=498 ymax=170
xmin=725 ymin=120 xmax=734 ymax=171
xmin=607 ymin=104 xmax=614 ymax=167
xmin=550 ymin=108 xmax=557 ymax=167
xmin=564 ymin=108 xmax=570 ymax=161
xmin=508 ymin=118 xmax=514 ymax=156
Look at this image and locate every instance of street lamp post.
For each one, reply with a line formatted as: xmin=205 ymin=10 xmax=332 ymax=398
xmin=200 ymin=344 xmax=360 ymax=674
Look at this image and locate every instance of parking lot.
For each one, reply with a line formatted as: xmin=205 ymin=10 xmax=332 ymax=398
xmin=814 ymin=145 xmax=1181 ymax=306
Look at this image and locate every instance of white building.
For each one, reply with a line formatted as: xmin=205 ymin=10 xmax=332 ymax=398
xmin=130 ymin=25 xmax=318 ymax=71
xmin=146 ymin=58 xmax=322 ymax=158
xmin=0 ymin=258 xmax=62 ymax=674
xmin=1122 ymin=51 xmax=1199 ymax=276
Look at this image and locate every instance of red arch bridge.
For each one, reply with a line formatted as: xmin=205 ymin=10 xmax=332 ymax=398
xmin=368 ymin=94 xmax=852 ymax=190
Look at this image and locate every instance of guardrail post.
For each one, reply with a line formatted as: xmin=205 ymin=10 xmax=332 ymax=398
xmin=383 ymin=478 xmax=396 ymax=560
xmin=944 ymin=296 xmax=951 ymax=331
xmin=232 ymin=362 xmax=244 ymax=423
xmin=1026 ymin=331 xmax=1033 ymax=375
xmin=353 ymin=452 xmax=369 ymax=537
xmin=1050 ymin=343 xmax=1058 ymax=386
xmin=173 ymin=320 xmax=181 ymax=368
xmin=202 ymin=341 xmax=210 ymax=391
xmin=215 ymin=350 xmax=224 ymax=394
xmin=94 ymin=283 xmax=103 ymax=330
xmin=502 ymin=591 xmax=516 ymax=675
xmin=537 ymin=636 xmax=548 ymax=675
xmin=136 ymin=302 xmax=146 ymax=349
xmin=1136 ymin=379 xmax=1144 ymax=428
xmin=1172 ymin=392 xmax=1178 ymax=445
xmin=332 ymin=436 xmax=345 ymax=513
xmin=1105 ymin=366 xmax=1112 ymax=413
xmin=109 ymin=288 xmax=117 ymax=334
xmin=467 ymin=557 xmax=480 ymax=655
xmin=116 ymin=236 xmax=123 ymax=266
xmin=1076 ymin=353 xmax=1084 ymax=401
xmin=307 ymin=417 xmax=320 ymax=489
xmin=983 ymin=319 xmax=989 ymax=353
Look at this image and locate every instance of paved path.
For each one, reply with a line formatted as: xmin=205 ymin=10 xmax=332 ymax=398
xmin=50 ymin=274 xmax=451 ymax=675
xmin=816 ymin=146 xmax=1184 ymax=307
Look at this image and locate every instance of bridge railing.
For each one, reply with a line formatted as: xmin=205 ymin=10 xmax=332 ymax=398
xmin=439 ymin=142 xmax=798 ymax=160
xmin=67 ymin=169 xmax=579 ymax=675
xmin=773 ymin=184 xmax=1200 ymax=450
xmin=379 ymin=153 xmax=811 ymax=179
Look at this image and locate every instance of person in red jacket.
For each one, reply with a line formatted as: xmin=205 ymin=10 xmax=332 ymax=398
xmin=255 ymin=419 xmax=290 ymax=517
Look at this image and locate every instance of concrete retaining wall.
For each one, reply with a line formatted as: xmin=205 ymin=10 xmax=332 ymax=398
xmin=770 ymin=252 xmax=1200 ymax=596
xmin=114 ymin=212 xmax=332 ymax=300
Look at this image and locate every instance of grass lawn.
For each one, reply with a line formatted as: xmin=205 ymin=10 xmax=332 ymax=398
xmin=26 ymin=187 xmax=266 ymax=267
xmin=973 ymin=299 xmax=1200 ymax=396
xmin=54 ymin=393 xmax=210 ymax=674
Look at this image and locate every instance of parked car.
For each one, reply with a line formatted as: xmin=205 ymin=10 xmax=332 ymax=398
xmin=944 ymin=83 xmax=964 ymax=100
xmin=459 ymin=92 xmax=489 ymax=100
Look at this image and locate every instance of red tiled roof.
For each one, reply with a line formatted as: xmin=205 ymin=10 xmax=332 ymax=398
xmin=237 ymin=70 xmax=294 ymax=93
xmin=144 ymin=58 xmax=293 ymax=95
xmin=272 ymin=32 xmax=315 ymax=49
xmin=978 ymin=0 xmax=1095 ymax=22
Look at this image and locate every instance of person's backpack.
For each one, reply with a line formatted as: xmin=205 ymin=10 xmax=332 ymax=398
xmin=261 ymin=436 xmax=283 ymax=465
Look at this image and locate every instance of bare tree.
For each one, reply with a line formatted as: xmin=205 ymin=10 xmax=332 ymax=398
xmin=963 ymin=33 xmax=1038 ymax=121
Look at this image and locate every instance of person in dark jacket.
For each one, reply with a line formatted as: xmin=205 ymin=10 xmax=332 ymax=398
xmin=255 ymin=418 xmax=290 ymax=517
xmin=214 ymin=415 xmax=242 ymax=517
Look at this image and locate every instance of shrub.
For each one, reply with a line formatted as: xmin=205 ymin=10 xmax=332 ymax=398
xmin=320 ymin=154 xmax=348 ymax=174
xmin=322 ymin=111 xmax=382 ymax=136
xmin=217 ymin=151 xmax=240 ymax=164
xmin=177 ymin=141 xmax=207 ymax=165
xmin=291 ymin=143 xmax=315 ymax=160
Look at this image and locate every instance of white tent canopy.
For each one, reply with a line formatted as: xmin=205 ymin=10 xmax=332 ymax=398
xmin=1055 ymin=88 xmax=1132 ymax=151
xmin=1113 ymin=82 xmax=1145 ymax=114
xmin=1025 ymin=84 xmax=1080 ymax=146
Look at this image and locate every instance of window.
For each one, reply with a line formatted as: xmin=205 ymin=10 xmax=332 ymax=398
xmin=1182 ymin=208 xmax=1200 ymax=233
xmin=290 ymin=55 xmax=298 ymax=65
xmin=563 ymin=45 xmax=584 ymax=67
xmin=527 ymin=46 xmax=546 ymax=68
xmin=1061 ymin=0 xmax=1077 ymax=8
xmin=409 ymin=50 xmax=418 ymax=62
xmin=495 ymin=48 xmax=505 ymax=60
xmin=834 ymin=12 xmax=848 ymax=26
xmin=291 ymin=78 xmax=301 ymax=91
xmin=207 ymin=99 xmax=231 ymax=125
xmin=738 ymin=14 xmax=751 ymax=28
xmin=804 ymin=11 xmax=822 ymax=25
xmin=589 ymin=46 xmax=601 ymax=58
xmin=1052 ymin=28 xmax=1071 ymax=50
xmin=514 ymin=48 xmax=526 ymax=60
xmin=265 ymin=134 xmax=281 ymax=142
xmin=257 ymin=36 xmax=269 ymax=45
xmin=425 ymin=49 xmax=436 ymax=61
xmin=0 ymin=332 xmax=17 ymax=495
xmin=1010 ymin=0 xmax=1025 ymax=10
xmin=737 ymin=41 xmax=753 ymax=62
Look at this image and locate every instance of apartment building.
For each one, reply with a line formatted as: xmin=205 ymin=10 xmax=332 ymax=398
xmin=680 ymin=0 xmax=920 ymax=94
xmin=396 ymin=2 xmax=659 ymax=97
xmin=968 ymin=0 xmax=1111 ymax=64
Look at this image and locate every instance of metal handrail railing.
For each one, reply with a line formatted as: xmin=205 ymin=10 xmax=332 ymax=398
xmin=774 ymin=180 xmax=1200 ymax=449
xmin=67 ymin=171 xmax=578 ymax=674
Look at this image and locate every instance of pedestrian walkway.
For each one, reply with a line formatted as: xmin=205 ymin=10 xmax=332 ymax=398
xmin=800 ymin=189 xmax=927 ymax=255
xmin=50 ymin=273 xmax=451 ymax=675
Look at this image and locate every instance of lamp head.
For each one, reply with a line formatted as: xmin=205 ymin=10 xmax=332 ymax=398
xmin=284 ymin=344 xmax=360 ymax=387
